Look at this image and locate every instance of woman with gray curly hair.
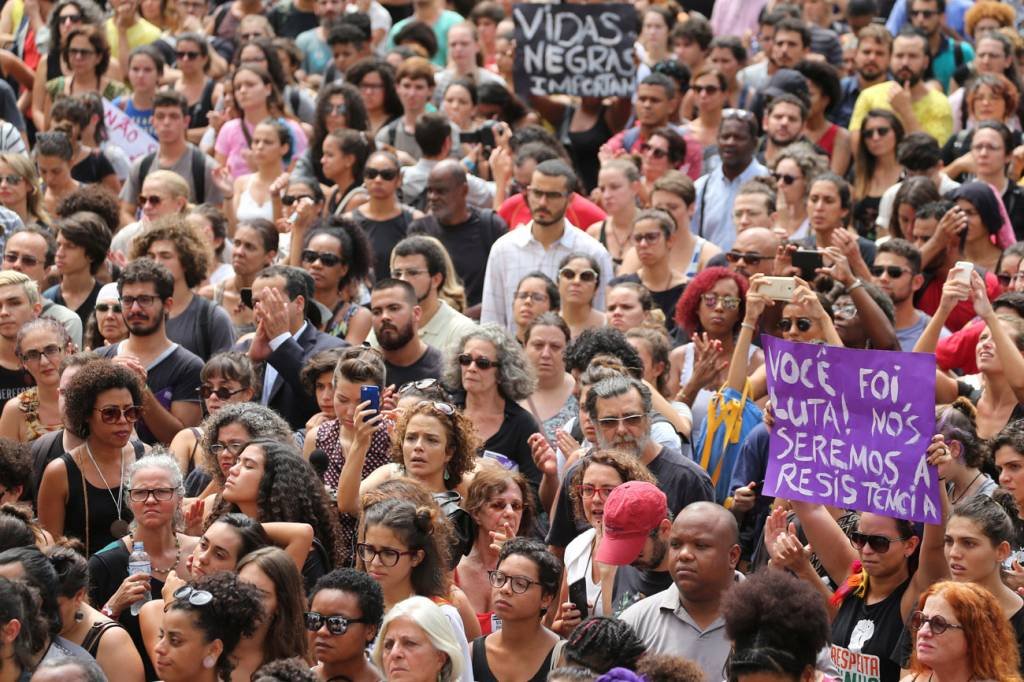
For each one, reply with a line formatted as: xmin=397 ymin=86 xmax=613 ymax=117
xmin=445 ymin=324 xmax=542 ymax=488
xmin=770 ymin=141 xmax=829 ymax=239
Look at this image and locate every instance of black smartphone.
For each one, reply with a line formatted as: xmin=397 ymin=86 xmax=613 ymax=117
xmin=568 ymin=578 xmax=589 ymax=620
xmin=240 ymin=288 xmax=253 ymax=309
xmin=791 ymin=249 xmax=824 ymax=280
xmin=460 ymin=126 xmax=495 ymax=147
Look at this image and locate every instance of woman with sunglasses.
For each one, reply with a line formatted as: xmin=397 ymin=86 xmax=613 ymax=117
xmin=85 ymin=282 xmax=128 ymax=350
xmin=0 ymin=319 xmax=72 ymax=443
xmin=512 ymin=272 xmax=558 ymax=346
xmin=42 ymin=25 xmax=127 ymax=128
xmin=447 ymin=325 xmax=542 ymax=489
xmin=557 ymin=253 xmax=605 ymax=339
xmin=202 ymin=218 xmax=278 ymax=336
xmin=908 ymin=581 xmax=1020 ymax=681
xmin=623 ymin=209 xmax=686 ymax=336
xmin=234 ymin=547 xmax=308 ymax=680
xmin=171 ymin=33 xmax=217 ymax=143
xmin=359 ymin=498 xmax=474 ymax=682
xmin=685 ymin=68 xmax=728 ymax=175
xmin=308 ymin=568 xmax=386 ymax=682
xmin=639 ymin=127 xmax=687 ymax=202
xmin=586 ymin=160 xmax=641 ymax=272
xmin=290 ymin=219 xmax=373 ymax=343
xmin=347 ymin=151 xmax=423 ymax=282
xmin=470 ymin=538 xmax=562 ymax=682
xmin=153 ymin=573 xmax=265 ymax=682
xmin=169 ymin=352 xmax=256 ymax=490
xmin=88 ymin=453 xmax=195 ymax=680
xmin=37 ymin=360 xmax=144 ymax=556
xmin=852 ymin=109 xmax=905 ymax=236
xmin=294 ymin=83 xmax=369 ymax=187
xmin=0 ymin=153 xmax=49 ymax=230
xmin=770 ymin=142 xmax=827 ymax=240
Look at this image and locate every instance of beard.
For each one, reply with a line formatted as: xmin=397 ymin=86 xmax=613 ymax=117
xmin=595 ymin=429 xmax=649 ymax=456
xmin=377 ymin=320 xmax=416 ymax=351
xmin=126 ymin=311 xmax=163 ymax=337
xmin=894 ymin=67 xmax=923 ymax=86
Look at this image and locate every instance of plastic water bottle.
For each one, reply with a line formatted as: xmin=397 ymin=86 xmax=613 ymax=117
xmin=127 ymin=541 xmax=151 ymax=616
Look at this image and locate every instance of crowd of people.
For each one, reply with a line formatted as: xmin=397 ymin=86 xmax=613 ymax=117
xmin=0 ymin=0 xmax=1019 ymax=679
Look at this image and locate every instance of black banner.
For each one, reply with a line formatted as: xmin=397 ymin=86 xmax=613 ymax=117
xmin=513 ymin=3 xmax=637 ymax=98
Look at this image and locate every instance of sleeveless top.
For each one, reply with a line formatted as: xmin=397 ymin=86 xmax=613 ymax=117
xmin=81 ymin=620 xmax=126 ymax=657
xmin=326 ymin=300 xmax=360 ymax=339
xmin=596 ymin=220 xmax=625 ymax=267
xmin=60 ymin=452 xmax=134 ymax=556
xmin=236 ymin=178 xmax=273 ymax=223
xmin=562 ymin=104 xmax=615 ymax=193
xmin=351 ymin=207 xmax=415 ymax=282
xmin=185 ymin=79 xmax=216 ymax=129
xmin=685 ymin=237 xmax=707 ymax=278
xmin=18 ymin=387 xmax=61 ymax=441
xmin=830 ymin=577 xmax=910 ymax=682
xmin=818 ymin=123 xmax=840 ymax=158
xmin=470 ymin=635 xmax=559 ymax=682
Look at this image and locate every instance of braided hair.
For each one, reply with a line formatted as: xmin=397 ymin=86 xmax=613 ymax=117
xmin=563 ymin=617 xmax=646 ymax=673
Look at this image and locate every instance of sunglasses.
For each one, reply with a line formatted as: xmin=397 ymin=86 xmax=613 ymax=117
xmin=772 ymin=172 xmax=799 ymax=186
xmin=301 ymin=250 xmax=343 ymax=267
xmin=639 ymin=143 xmax=669 ymax=159
xmin=633 ymin=231 xmax=663 ymax=245
xmin=559 ymin=267 xmax=598 ymax=283
xmin=0 ymin=174 xmax=22 ymax=186
xmin=863 ymin=126 xmax=892 ymax=139
xmin=209 ymin=441 xmax=249 ymax=457
xmin=398 ymin=378 xmax=440 ymax=394
xmin=94 ymin=303 xmax=122 ymax=314
xmin=59 ymin=13 xmax=83 ymax=23
xmin=778 ymin=317 xmax=813 ymax=332
xmin=702 ymin=294 xmax=741 ymax=310
xmin=596 ymin=414 xmax=645 ymax=429
xmin=909 ymin=611 xmax=963 ymax=635
xmin=281 ymin=194 xmax=314 ymax=206
xmin=418 ymin=399 xmax=455 ymax=415
xmin=326 ymin=104 xmax=347 ymax=116
xmin=128 ymin=487 xmax=176 ymax=502
xmin=725 ymin=251 xmax=767 ymax=264
xmin=176 ymin=50 xmax=201 ymax=60
xmin=909 ymin=8 xmax=936 ymax=17
xmin=173 ymin=585 xmax=214 ymax=607
xmin=691 ymin=84 xmax=720 ymax=95
xmin=199 ymin=385 xmax=247 ymax=400
xmin=2 ymin=252 xmax=39 ymax=267
xmin=457 ymin=353 xmax=499 ymax=370
xmin=998 ymin=272 xmax=1015 ymax=286
xmin=20 ymin=344 xmax=62 ymax=364
xmin=94 ymin=405 xmax=142 ymax=424
xmin=304 ymin=611 xmax=370 ymax=635
xmin=849 ymin=530 xmax=907 ymax=553
xmin=138 ymin=195 xmax=163 ymax=207
xmin=356 ymin=542 xmax=418 ymax=567
xmin=364 ymin=167 xmax=399 ymax=181
xmin=67 ymin=47 xmax=96 ymax=58
xmin=870 ymin=265 xmax=910 ymax=278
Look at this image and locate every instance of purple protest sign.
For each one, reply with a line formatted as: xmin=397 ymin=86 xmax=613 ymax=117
xmin=762 ymin=336 xmax=940 ymax=524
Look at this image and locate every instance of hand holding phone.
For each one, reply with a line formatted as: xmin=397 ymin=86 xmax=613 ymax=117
xmin=360 ymin=385 xmax=380 ymax=422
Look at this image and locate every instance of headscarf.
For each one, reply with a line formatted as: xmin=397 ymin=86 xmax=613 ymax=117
xmin=948 ymin=181 xmax=1016 ymax=249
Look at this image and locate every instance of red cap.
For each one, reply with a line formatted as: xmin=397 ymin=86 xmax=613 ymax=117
xmin=594 ymin=482 xmax=668 ymax=566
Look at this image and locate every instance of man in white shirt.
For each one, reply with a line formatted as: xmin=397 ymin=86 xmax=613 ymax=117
xmin=480 ymin=160 xmax=614 ymax=331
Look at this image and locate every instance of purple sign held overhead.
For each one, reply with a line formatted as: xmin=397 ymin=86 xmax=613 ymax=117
xmin=762 ymin=336 xmax=941 ymax=524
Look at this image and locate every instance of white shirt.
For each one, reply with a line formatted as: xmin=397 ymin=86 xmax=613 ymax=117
xmin=480 ymin=222 xmax=614 ymax=332
xmin=261 ymin=321 xmax=308 ymax=405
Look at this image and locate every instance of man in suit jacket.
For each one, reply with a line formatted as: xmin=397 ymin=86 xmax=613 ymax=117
xmin=238 ymin=265 xmax=347 ymax=430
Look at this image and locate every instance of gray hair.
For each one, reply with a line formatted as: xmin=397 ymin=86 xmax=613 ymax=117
xmin=444 ymin=324 xmax=537 ymax=401
xmin=126 ymin=449 xmax=185 ymax=532
xmin=200 ymin=403 xmax=294 ymax=483
xmin=15 ymin=317 xmax=74 ymax=359
xmin=770 ymin=141 xmax=829 ymax=197
xmin=372 ymin=596 xmax=463 ymax=682
xmin=34 ymin=655 xmax=108 ymax=682
xmin=584 ymin=375 xmax=652 ymax=421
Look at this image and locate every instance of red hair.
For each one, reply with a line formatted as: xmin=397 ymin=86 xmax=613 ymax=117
xmin=909 ymin=581 xmax=1021 ymax=682
xmin=674 ymin=266 xmax=749 ymax=334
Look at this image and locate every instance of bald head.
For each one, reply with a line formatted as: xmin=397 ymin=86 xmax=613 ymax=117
xmin=431 ymin=159 xmax=468 ymax=187
xmin=676 ymin=501 xmax=740 ymax=544
xmin=426 ymin=160 xmax=470 ymax=225
xmin=730 ymin=227 xmax=779 ymax=277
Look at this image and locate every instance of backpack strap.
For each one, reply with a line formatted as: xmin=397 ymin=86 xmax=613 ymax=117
xmin=622 ymin=126 xmax=640 ymax=153
xmin=138 ymin=151 xmax=157 ymax=190
xmin=388 ymin=121 xmax=398 ymax=148
xmin=194 ymin=295 xmax=213 ymax=358
xmin=189 ymin=147 xmax=205 ymax=201
xmin=953 ymin=40 xmax=964 ymax=69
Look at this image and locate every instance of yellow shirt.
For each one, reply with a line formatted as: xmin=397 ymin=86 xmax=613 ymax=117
xmin=849 ymin=81 xmax=953 ymax=146
xmin=104 ymin=17 xmax=162 ymax=61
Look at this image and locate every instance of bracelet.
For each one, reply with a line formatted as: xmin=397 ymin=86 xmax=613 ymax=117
xmin=741 ymin=322 xmax=756 ymax=332
xmin=101 ymin=604 xmax=115 ymax=618
xmin=847 ymin=278 xmax=864 ymax=293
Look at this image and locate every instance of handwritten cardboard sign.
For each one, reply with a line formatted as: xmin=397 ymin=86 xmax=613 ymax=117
xmin=513 ymin=3 xmax=636 ymax=98
xmin=762 ymin=336 xmax=940 ymax=524
xmin=102 ymin=99 xmax=157 ymax=162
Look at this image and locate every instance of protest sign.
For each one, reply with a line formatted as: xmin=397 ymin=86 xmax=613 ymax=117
xmin=513 ymin=3 xmax=636 ymax=98
xmin=762 ymin=336 xmax=940 ymax=524
xmin=102 ymin=99 xmax=157 ymax=162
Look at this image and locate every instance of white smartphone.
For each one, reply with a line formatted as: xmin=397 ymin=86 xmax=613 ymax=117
xmin=953 ymin=261 xmax=972 ymax=284
xmin=758 ymin=276 xmax=796 ymax=301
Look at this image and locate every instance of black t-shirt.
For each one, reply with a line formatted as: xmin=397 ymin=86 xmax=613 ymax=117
xmin=95 ymin=343 xmax=203 ymax=444
xmin=384 ymin=344 xmax=445 ymax=388
xmin=0 ymin=363 xmax=32 ymax=402
xmin=545 ymin=445 xmax=715 ymax=548
xmin=45 ymin=280 xmax=102 ymax=328
xmin=267 ymin=2 xmax=318 ymax=38
xmin=409 ymin=209 xmax=508 ymax=308
xmin=71 ymin=149 xmax=116 ymax=184
xmin=479 ymin=399 xmax=542 ymax=489
xmin=831 ymin=578 xmax=909 ymax=682
xmin=352 ymin=208 xmax=416 ymax=283
xmin=611 ymin=567 xmax=672 ymax=616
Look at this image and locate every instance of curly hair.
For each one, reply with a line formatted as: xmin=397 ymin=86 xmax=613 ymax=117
xmin=445 ymin=324 xmax=537 ymax=401
xmin=130 ymin=214 xmax=212 ymax=288
xmin=200 ymin=403 xmax=293 ymax=484
xmin=214 ymin=440 xmax=346 ymax=566
xmin=674 ymin=266 xmax=749 ymax=334
xmin=965 ymin=0 xmax=1015 ymax=38
xmin=252 ymin=658 xmax=316 ymax=682
xmin=360 ymin=497 xmax=451 ymax=598
xmin=118 ymin=258 xmax=174 ymax=300
xmin=563 ymin=617 xmax=647 ymax=673
xmin=0 ymin=439 xmax=32 ymax=498
xmin=167 ymin=572 xmax=264 ymax=682
xmin=63 ymin=360 xmax=143 ymax=439
xmin=54 ymin=185 xmax=120 ymax=233
xmin=635 ymin=654 xmax=706 ymax=682
xmin=310 ymin=567 xmax=385 ymax=635
xmin=301 ymin=216 xmax=374 ymax=290
xmin=909 ymin=581 xmax=1021 ymax=679
xmin=723 ymin=568 xmax=829 ymax=680
xmin=770 ymin=141 xmax=829 ymax=197
xmin=464 ymin=464 xmax=536 ymax=538
xmin=389 ymin=400 xmax=479 ymax=489
xmin=568 ymin=450 xmax=657 ymax=521
xmin=236 ymin=547 xmax=308 ymax=663
xmin=300 ymin=348 xmax=347 ymax=396
xmin=563 ymin=327 xmax=644 ymax=377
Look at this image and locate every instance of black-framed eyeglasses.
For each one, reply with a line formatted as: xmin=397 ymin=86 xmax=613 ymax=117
xmin=399 ymin=378 xmax=439 ymax=394
xmin=95 ymin=303 xmax=122 ymax=314
xmin=870 ymin=265 xmax=910 ymax=279
xmin=778 ymin=317 xmax=813 ymax=333
xmin=725 ymin=251 xmax=767 ymax=264
xmin=849 ymin=531 xmax=907 ymax=553
xmin=488 ymin=570 xmax=542 ymax=594
xmin=199 ymin=385 xmax=247 ymax=400
xmin=457 ymin=354 xmax=499 ymax=370
xmin=301 ymin=250 xmax=343 ymax=267
xmin=19 ymin=344 xmax=62 ymax=364
xmin=94 ymin=405 xmax=142 ymax=424
xmin=514 ymin=291 xmax=548 ymax=303
xmin=909 ymin=611 xmax=963 ymax=635
xmin=209 ymin=441 xmax=250 ymax=457
xmin=173 ymin=585 xmax=214 ymax=606
xmin=909 ymin=8 xmax=937 ymax=17
xmin=304 ymin=611 xmax=370 ymax=635
xmin=128 ymin=487 xmax=177 ymax=503
xmin=355 ymin=543 xmax=418 ymax=567
xmin=122 ymin=294 xmax=161 ymax=309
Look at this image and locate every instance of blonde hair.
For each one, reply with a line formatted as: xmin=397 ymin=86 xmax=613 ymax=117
xmin=142 ymin=170 xmax=190 ymax=201
xmin=0 ymin=271 xmax=39 ymax=305
xmin=0 ymin=154 xmax=48 ymax=226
